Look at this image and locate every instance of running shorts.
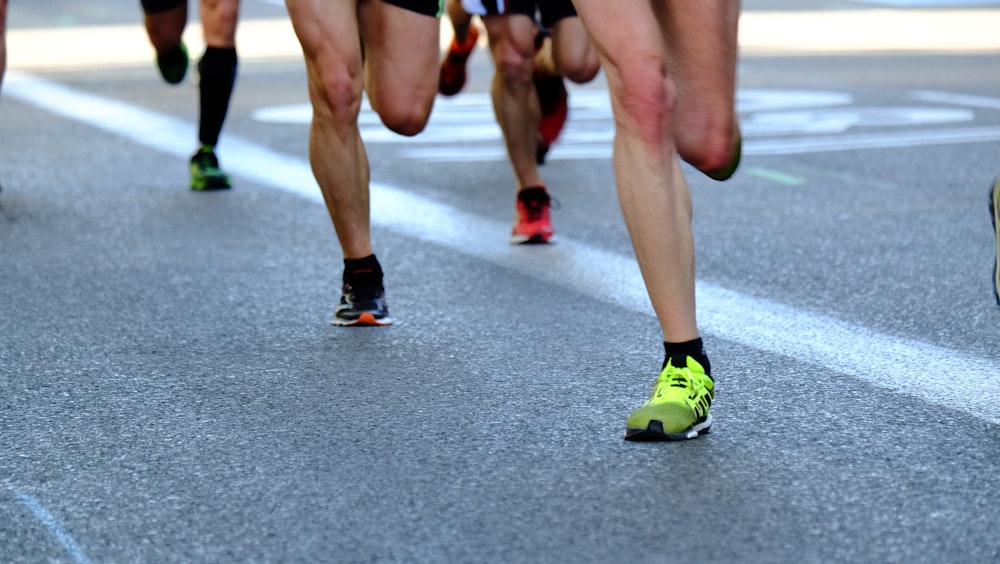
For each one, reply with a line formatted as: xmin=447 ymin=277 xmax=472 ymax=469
xmin=382 ymin=0 xmax=445 ymax=18
xmin=141 ymin=0 xmax=185 ymax=14
xmin=460 ymin=0 xmax=576 ymax=28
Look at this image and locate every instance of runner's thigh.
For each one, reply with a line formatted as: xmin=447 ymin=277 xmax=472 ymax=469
xmin=359 ymin=0 xmax=441 ymax=132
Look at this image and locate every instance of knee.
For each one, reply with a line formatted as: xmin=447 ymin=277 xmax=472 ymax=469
xmin=210 ymin=4 xmax=239 ymax=38
xmin=376 ymin=101 xmax=433 ymax=137
xmin=560 ymin=59 xmax=600 ymax=85
xmin=309 ymin=63 xmax=364 ymax=127
xmin=555 ymin=50 xmax=600 ymax=85
xmin=492 ymin=42 xmax=535 ymax=88
xmin=613 ymin=61 xmax=674 ymax=144
xmin=678 ymin=119 xmax=740 ymax=177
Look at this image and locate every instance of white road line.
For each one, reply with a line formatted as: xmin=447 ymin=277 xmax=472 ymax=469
xmin=400 ymin=126 xmax=1000 ymax=162
xmin=911 ymin=90 xmax=1000 ymax=111
xmin=15 ymin=492 xmax=93 ymax=564
xmin=5 ymin=70 xmax=999 ymax=424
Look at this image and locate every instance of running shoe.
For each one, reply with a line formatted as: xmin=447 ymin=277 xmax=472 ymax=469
xmin=157 ymin=41 xmax=189 ymax=85
xmin=534 ymin=71 xmax=568 ymax=165
xmin=510 ymin=187 xmax=555 ymax=244
xmin=625 ymin=355 xmax=714 ymax=441
xmin=190 ymin=145 xmax=232 ymax=191
xmin=439 ymin=25 xmax=479 ymax=97
xmin=332 ymin=281 xmax=394 ymax=326
xmin=990 ymin=175 xmax=1000 ymax=306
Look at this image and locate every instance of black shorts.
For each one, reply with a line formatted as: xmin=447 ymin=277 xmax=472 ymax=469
xmin=477 ymin=0 xmax=577 ymax=29
xmin=141 ymin=0 xmax=185 ymax=14
xmin=381 ymin=0 xmax=444 ymax=18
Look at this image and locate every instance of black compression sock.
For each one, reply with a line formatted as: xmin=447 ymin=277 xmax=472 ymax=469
xmin=663 ymin=338 xmax=712 ymax=378
xmin=197 ymin=46 xmax=238 ymax=147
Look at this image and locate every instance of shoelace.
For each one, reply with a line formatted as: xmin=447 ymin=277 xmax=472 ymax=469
xmin=518 ymin=189 xmax=552 ymax=222
xmin=194 ymin=150 xmax=220 ymax=171
xmin=343 ymin=271 xmax=383 ymax=303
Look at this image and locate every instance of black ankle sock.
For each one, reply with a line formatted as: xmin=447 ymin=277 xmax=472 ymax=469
xmin=343 ymin=254 xmax=383 ymax=285
xmin=663 ymin=338 xmax=711 ymax=377
xmin=197 ymin=46 xmax=238 ymax=147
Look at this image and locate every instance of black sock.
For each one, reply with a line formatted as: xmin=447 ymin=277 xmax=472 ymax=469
xmin=198 ymin=46 xmax=238 ymax=147
xmin=663 ymin=338 xmax=711 ymax=377
xmin=343 ymin=254 xmax=383 ymax=287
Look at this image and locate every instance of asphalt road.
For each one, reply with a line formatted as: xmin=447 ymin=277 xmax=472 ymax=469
xmin=2 ymin=1 xmax=1000 ymax=562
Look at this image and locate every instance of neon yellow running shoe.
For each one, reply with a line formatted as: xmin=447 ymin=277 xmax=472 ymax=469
xmin=625 ymin=356 xmax=714 ymax=441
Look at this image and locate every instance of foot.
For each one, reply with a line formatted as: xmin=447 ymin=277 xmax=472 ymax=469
xmin=439 ymin=25 xmax=479 ymax=97
xmin=156 ymin=42 xmax=189 ymax=85
xmin=190 ymin=145 xmax=232 ymax=191
xmin=510 ymin=187 xmax=555 ymax=245
xmin=534 ymin=70 xmax=568 ymax=165
xmin=625 ymin=355 xmax=714 ymax=441
xmin=331 ymin=267 xmax=394 ymax=327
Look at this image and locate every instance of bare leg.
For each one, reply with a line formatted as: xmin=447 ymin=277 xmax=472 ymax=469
xmin=286 ymin=0 xmax=371 ymax=259
xmin=144 ymin=3 xmax=188 ymax=54
xmin=547 ymin=16 xmax=599 ymax=85
xmin=286 ymin=0 xmax=439 ymax=259
xmin=572 ymin=0 xmax=740 ymax=341
xmin=574 ymin=0 xmax=737 ymax=440
xmin=483 ymin=14 xmax=543 ymax=190
xmin=200 ymin=0 xmax=239 ymax=48
xmin=360 ymin=0 xmax=440 ymax=136
xmin=447 ymin=0 xmax=474 ymax=44
xmin=663 ymin=1 xmax=741 ymax=176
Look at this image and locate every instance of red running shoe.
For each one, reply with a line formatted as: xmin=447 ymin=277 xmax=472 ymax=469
xmin=534 ymin=71 xmax=568 ymax=164
xmin=439 ymin=25 xmax=479 ymax=97
xmin=510 ymin=187 xmax=555 ymax=244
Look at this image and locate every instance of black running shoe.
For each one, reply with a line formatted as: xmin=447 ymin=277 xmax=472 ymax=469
xmin=332 ymin=280 xmax=393 ymax=326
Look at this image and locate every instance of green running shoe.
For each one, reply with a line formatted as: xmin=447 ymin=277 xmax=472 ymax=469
xmin=157 ymin=42 xmax=189 ymax=85
xmin=190 ymin=145 xmax=232 ymax=191
xmin=625 ymin=355 xmax=714 ymax=441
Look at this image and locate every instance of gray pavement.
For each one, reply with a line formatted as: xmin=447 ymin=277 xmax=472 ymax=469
xmin=2 ymin=1 xmax=1000 ymax=562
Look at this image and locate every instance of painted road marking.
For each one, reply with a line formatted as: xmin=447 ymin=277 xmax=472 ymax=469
xmin=253 ymin=88 xmax=990 ymax=162
xmin=15 ymin=492 xmax=93 ymax=564
xmin=745 ymin=167 xmax=806 ymax=186
xmin=4 ymin=71 xmax=999 ymax=425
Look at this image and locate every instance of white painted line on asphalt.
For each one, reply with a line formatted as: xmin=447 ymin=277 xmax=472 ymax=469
xmin=399 ymin=125 xmax=1000 ymax=162
xmin=15 ymin=492 xmax=94 ymax=564
xmin=911 ymin=90 xmax=1000 ymax=111
xmin=5 ymin=70 xmax=999 ymax=424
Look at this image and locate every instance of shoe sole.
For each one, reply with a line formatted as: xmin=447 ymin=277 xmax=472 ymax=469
xmin=330 ymin=312 xmax=394 ymax=327
xmin=191 ymin=173 xmax=232 ymax=191
xmin=510 ymin=234 xmax=554 ymax=245
xmin=624 ymin=414 xmax=712 ymax=441
xmin=991 ymin=176 xmax=1000 ymax=306
xmin=191 ymin=183 xmax=232 ymax=191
